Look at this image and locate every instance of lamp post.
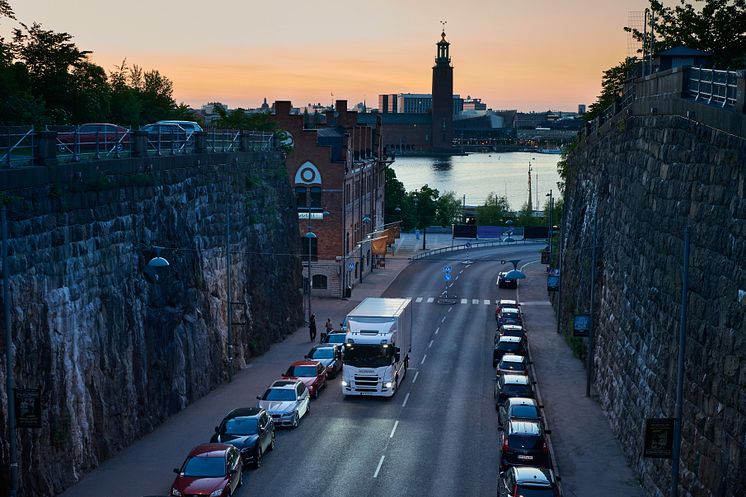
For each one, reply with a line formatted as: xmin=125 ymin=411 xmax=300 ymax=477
xmin=305 ymin=231 xmax=316 ymax=324
xmin=359 ymin=215 xmax=371 ymax=283
xmin=2 ymin=205 xmax=18 ymax=497
xmin=546 ymin=189 xmax=553 ymax=263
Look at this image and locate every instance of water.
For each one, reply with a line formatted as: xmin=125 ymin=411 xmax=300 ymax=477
xmin=391 ymin=152 xmax=561 ymax=211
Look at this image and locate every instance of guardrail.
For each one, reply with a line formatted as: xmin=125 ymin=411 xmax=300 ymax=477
xmin=686 ymin=67 xmax=738 ymax=108
xmin=48 ymin=125 xmax=133 ymax=161
xmin=409 ymin=237 xmax=544 ymax=261
xmin=0 ymin=126 xmax=35 ymax=168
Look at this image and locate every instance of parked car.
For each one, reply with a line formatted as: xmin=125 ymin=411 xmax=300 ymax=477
xmin=322 ymin=331 xmax=347 ymax=345
xmin=498 ymin=271 xmax=518 ymax=289
xmin=496 ymin=325 xmax=526 ymax=341
xmin=305 ymin=344 xmax=343 ymax=378
xmin=56 ymin=123 xmax=130 ymax=153
xmin=494 ymin=373 xmax=536 ymax=409
xmin=498 ymin=397 xmax=543 ymax=427
xmin=496 ymin=354 xmax=531 ymax=377
xmin=493 ymin=335 xmax=527 ymax=367
xmin=497 ymin=308 xmax=523 ymax=327
xmin=156 ymin=120 xmax=203 ymax=133
xmin=210 ymin=407 xmax=275 ymax=468
xmin=257 ymin=379 xmax=311 ymax=428
xmin=497 ymin=466 xmax=561 ymax=497
xmin=499 ymin=420 xmax=552 ymax=470
xmin=170 ymin=443 xmax=242 ymax=497
xmin=282 ymin=360 xmax=327 ymax=398
xmin=495 ymin=299 xmax=521 ymax=321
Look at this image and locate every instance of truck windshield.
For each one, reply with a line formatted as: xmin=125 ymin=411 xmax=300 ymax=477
xmin=343 ymin=345 xmax=394 ymax=368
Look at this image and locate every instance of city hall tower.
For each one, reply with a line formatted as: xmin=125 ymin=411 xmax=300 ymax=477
xmin=431 ymin=28 xmax=454 ymax=151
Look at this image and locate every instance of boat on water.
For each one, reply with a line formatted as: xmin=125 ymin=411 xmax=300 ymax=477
xmin=537 ymin=147 xmax=562 ymax=154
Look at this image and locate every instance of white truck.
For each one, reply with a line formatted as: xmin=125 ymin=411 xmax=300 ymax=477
xmin=341 ymin=297 xmax=412 ymax=397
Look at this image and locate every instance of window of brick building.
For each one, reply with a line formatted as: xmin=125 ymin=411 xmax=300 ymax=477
xmin=301 ymin=236 xmax=318 ymax=261
xmin=312 ymin=274 xmax=327 ymax=290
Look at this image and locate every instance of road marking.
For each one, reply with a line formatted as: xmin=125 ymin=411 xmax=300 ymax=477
xmin=472 ymin=299 xmax=479 ymax=304
xmin=428 ymin=339 xmax=434 ymax=348
xmin=455 ymin=275 xmax=460 ymax=280
xmin=402 ymin=392 xmax=410 ymax=407
xmin=484 ymin=299 xmax=490 ymax=305
xmin=420 ymin=354 xmax=428 ymax=365
xmin=441 ymin=316 xmax=446 ymax=323
xmin=415 ymin=297 xmax=423 ymax=303
xmin=459 ymin=270 xmax=463 ymax=274
xmin=461 ymin=298 xmax=468 ymax=304
xmin=427 ymin=297 xmax=434 ymax=303
xmin=374 ymin=455 xmax=385 ymax=478
xmin=448 ymin=283 xmax=453 ymax=288
xmin=412 ymin=371 xmax=420 ymax=383
xmin=448 ymin=307 xmax=453 ymax=313
xmin=520 ymin=301 xmax=552 ymax=306
xmin=389 ymin=420 xmax=399 ymax=438
xmin=435 ymin=327 xmax=440 ymax=335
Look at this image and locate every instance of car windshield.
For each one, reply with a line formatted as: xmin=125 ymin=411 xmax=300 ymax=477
xmin=328 ymin=334 xmax=346 ymax=344
xmin=499 ymin=361 xmax=525 ymax=371
xmin=511 ymin=405 xmax=540 ymax=418
xmin=287 ymin=366 xmax=318 ymax=377
xmin=181 ymin=456 xmax=226 ymax=478
xmin=515 ymin=486 xmax=554 ymax=497
xmin=311 ymin=348 xmax=334 ymax=359
xmin=262 ymin=388 xmax=296 ymax=401
xmin=503 ymin=384 xmax=531 ymax=396
xmin=501 ymin=317 xmax=522 ymax=326
xmin=343 ymin=344 xmax=394 ymax=367
xmin=222 ymin=417 xmax=258 ymax=436
xmin=498 ymin=342 xmax=521 ymax=352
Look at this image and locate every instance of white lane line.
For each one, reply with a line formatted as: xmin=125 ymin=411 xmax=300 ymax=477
xmin=402 ymin=392 xmax=411 ymax=407
xmin=415 ymin=297 xmax=423 ymax=303
xmin=460 ymin=298 xmax=468 ymax=304
xmin=448 ymin=283 xmax=453 ymax=288
xmin=412 ymin=371 xmax=420 ymax=383
xmin=428 ymin=339 xmax=434 ymax=348
xmin=448 ymin=307 xmax=453 ymax=313
xmin=389 ymin=420 xmax=399 ymax=438
xmin=435 ymin=327 xmax=440 ymax=335
xmin=420 ymin=354 xmax=428 ymax=365
xmin=427 ymin=297 xmax=434 ymax=303
xmin=374 ymin=455 xmax=385 ymax=478
xmin=441 ymin=316 xmax=446 ymax=323
xmin=472 ymin=299 xmax=479 ymax=304
xmin=459 ymin=270 xmax=463 ymax=274
xmin=455 ymin=275 xmax=460 ymax=280
xmin=484 ymin=299 xmax=490 ymax=305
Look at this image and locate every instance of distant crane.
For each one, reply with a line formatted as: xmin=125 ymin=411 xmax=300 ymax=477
xmin=527 ymin=161 xmax=533 ymax=212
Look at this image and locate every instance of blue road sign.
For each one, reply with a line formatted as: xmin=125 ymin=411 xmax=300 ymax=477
xmin=347 ymin=261 xmax=355 ymax=271
xmin=444 ymin=272 xmax=452 ymax=281
xmin=442 ymin=265 xmax=452 ymax=273
xmin=465 ymin=242 xmax=471 ymax=249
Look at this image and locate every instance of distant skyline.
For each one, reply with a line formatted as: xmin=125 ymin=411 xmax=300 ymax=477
xmin=4 ymin=0 xmax=653 ymax=112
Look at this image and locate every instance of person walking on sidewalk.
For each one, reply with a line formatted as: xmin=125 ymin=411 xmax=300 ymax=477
xmin=322 ymin=318 xmax=333 ymax=343
xmin=309 ymin=314 xmax=317 ymax=342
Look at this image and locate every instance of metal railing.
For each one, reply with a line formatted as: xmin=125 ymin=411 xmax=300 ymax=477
xmin=410 ymin=237 xmax=543 ymax=261
xmin=146 ymin=128 xmax=194 ymax=155
xmin=687 ymin=67 xmax=738 ymax=108
xmin=49 ymin=125 xmax=133 ymax=161
xmin=0 ymin=127 xmax=35 ymax=168
xmin=207 ymin=129 xmax=241 ymax=152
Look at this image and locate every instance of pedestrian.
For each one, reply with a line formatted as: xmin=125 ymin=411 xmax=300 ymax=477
xmin=322 ymin=318 xmax=333 ymax=343
xmin=309 ymin=314 xmax=317 ymax=342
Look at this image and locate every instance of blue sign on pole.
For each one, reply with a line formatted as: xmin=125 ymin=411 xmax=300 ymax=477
xmin=465 ymin=242 xmax=471 ymax=249
xmin=347 ymin=261 xmax=355 ymax=271
xmin=442 ymin=265 xmax=452 ymax=273
xmin=444 ymin=272 xmax=452 ymax=282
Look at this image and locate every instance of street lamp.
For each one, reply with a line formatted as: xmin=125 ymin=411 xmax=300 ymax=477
xmin=304 ymin=231 xmax=317 ymax=324
xmin=360 ymin=215 xmax=371 ymax=283
xmin=546 ymin=190 xmax=553 ymax=264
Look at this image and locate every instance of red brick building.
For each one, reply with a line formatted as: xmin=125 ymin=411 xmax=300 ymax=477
xmin=270 ymin=100 xmax=386 ymax=299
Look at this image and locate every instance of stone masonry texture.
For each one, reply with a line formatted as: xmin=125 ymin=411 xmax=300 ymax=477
xmin=559 ymin=112 xmax=746 ymax=496
xmin=0 ymin=150 xmax=303 ymax=496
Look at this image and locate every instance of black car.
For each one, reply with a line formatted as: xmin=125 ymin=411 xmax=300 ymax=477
xmin=210 ymin=407 xmax=275 ymax=468
xmin=498 ymin=271 xmax=518 ymax=289
xmin=305 ymin=344 xmax=343 ymax=378
xmin=494 ymin=374 xmax=536 ymax=409
xmin=498 ymin=397 xmax=543 ymax=427
xmin=493 ymin=336 xmax=527 ymax=367
xmin=499 ymin=420 xmax=551 ymax=470
xmin=497 ymin=466 xmax=561 ymax=497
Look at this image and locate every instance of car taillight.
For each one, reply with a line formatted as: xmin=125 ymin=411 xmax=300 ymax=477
xmin=542 ymin=440 xmax=549 ymax=455
xmin=512 ymin=484 xmax=518 ymax=497
xmin=502 ymin=436 xmax=509 ymax=452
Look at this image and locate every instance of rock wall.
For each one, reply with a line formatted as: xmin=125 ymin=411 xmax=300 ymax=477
xmin=559 ymin=111 xmax=746 ymax=496
xmin=0 ymin=151 xmax=303 ymax=496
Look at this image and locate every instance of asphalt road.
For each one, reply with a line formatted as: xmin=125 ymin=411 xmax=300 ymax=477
xmin=238 ymin=244 xmax=541 ymax=497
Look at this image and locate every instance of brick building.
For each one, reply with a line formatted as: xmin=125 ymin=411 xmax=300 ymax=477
xmin=270 ymin=100 xmax=387 ymax=299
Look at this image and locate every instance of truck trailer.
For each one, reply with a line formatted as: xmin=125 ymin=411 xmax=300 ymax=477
xmin=341 ymin=298 xmax=412 ymax=397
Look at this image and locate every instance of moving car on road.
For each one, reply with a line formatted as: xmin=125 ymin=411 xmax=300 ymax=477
xmin=495 ymin=374 xmax=536 ymax=409
xmin=498 ymin=271 xmax=518 ymax=289
xmin=498 ymin=397 xmax=543 ymax=427
xmin=305 ymin=344 xmax=343 ymax=378
xmin=493 ymin=336 xmax=527 ymax=367
xmin=256 ymin=379 xmax=310 ymax=428
xmin=497 ymin=466 xmax=561 ymax=497
xmin=171 ymin=443 xmax=242 ymax=497
xmin=499 ymin=420 xmax=552 ymax=470
xmin=210 ymin=407 xmax=275 ymax=468
xmin=282 ymin=360 xmax=328 ymax=398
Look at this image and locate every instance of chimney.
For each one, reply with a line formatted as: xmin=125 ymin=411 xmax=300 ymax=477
xmin=274 ymin=101 xmax=292 ymax=116
xmin=335 ymin=100 xmax=348 ymax=113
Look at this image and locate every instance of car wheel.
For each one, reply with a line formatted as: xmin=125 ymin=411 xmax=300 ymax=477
xmin=292 ymin=412 xmax=299 ymax=428
xmin=269 ymin=433 xmax=276 ymax=451
xmin=254 ymin=447 xmax=262 ymax=469
xmin=312 ymin=387 xmax=319 ymax=399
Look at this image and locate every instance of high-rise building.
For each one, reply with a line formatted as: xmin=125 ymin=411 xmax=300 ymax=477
xmin=578 ymin=104 xmax=586 ymax=115
xmin=431 ymin=29 xmax=454 ymax=150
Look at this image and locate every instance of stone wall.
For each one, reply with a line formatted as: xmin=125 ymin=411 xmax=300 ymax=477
xmin=558 ymin=110 xmax=746 ymax=496
xmin=0 ymin=150 xmax=303 ymax=496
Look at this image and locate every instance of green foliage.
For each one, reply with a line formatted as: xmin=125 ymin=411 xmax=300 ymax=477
xmin=212 ymin=103 xmax=278 ymax=131
xmin=435 ymin=191 xmax=462 ymax=227
xmin=584 ymin=57 xmax=637 ymax=122
xmin=475 ymin=192 xmax=512 ymax=226
xmin=555 ymin=138 xmax=577 ymax=194
xmin=384 ymin=167 xmax=408 ymax=225
xmin=0 ymin=0 xmax=15 ymax=20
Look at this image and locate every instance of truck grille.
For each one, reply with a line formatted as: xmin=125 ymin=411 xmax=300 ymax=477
xmin=354 ymin=375 xmax=379 ymax=390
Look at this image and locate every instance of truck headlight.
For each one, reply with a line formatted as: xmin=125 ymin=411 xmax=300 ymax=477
xmin=341 ymin=380 xmax=348 ymax=386
xmin=384 ymin=382 xmax=393 ymax=388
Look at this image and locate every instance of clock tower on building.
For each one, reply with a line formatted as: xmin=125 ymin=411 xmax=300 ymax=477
xmin=431 ymin=28 xmax=454 ymax=151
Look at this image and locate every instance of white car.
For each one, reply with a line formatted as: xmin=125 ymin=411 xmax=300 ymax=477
xmin=256 ymin=379 xmax=310 ymax=428
xmin=156 ymin=120 xmax=203 ymax=133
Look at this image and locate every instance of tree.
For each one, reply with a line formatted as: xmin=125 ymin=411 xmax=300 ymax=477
xmin=411 ymin=185 xmax=439 ymax=249
xmin=384 ymin=167 xmax=408 ymax=227
xmin=0 ymin=0 xmax=14 ymax=20
xmin=626 ymin=0 xmax=746 ymax=68
xmin=436 ymin=191 xmax=463 ymax=227
xmin=475 ymin=192 xmax=512 ymax=226
xmin=584 ymin=57 xmax=637 ymax=122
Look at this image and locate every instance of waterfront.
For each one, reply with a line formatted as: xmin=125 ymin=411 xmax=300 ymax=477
xmin=391 ymin=152 xmax=562 ymax=210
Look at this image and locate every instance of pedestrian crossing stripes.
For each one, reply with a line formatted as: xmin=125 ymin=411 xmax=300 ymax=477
xmin=403 ymin=297 xmax=541 ymax=306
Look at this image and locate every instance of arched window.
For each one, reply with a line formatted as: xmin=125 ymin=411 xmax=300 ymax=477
xmin=312 ymin=274 xmax=327 ymax=290
xmin=294 ymin=161 xmax=323 ymax=211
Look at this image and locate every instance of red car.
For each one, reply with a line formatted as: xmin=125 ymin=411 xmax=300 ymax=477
xmin=171 ymin=443 xmax=242 ymax=497
xmin=56 ymin=123 xmax=130 ymax=153
xmin=282 ymin=360 xmax=327 ymax=398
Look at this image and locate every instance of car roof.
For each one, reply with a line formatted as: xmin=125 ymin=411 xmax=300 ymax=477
xmin=501 ymin=354 xmax=526 ymax=362
xmin=498 ymin=299 xmax=518 ymax=305
xmin=223 ymin=407 xmax=262 ymax=419
xmin=498 ymin=336 xmax=522 ymax=343
xmin=289 ymin=359 xmax=321 ymax=367
xmin=269 ymin=379 xmax=301 ymax=389
xmin=188 ymin=443 xmax=232 ymax=457
xmin=503 ymin=374 xmax=530 ymax=384
xmin=500 ymin=324 xmax=524 ymax=330
xmin=506 ymin=397 xmax=538 ymax=407
xmin=501 ymin=308 xmax=520 ymax=314
xmin=514 ymin=466 xmax=553 ymax=485
xmin=508 ymin=419 xmax=542 ymax=435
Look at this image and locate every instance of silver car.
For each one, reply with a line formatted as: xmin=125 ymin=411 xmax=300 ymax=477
xmin=256 ymin=379 xmax=310 ymax=428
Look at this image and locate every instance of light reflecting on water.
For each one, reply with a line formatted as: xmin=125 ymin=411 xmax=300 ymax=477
xmin=391 ymin=152 xmax=561 ymax=211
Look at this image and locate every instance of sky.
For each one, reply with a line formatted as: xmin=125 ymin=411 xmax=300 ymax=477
xmin=4 ymin=0 xmax=651 ymax=112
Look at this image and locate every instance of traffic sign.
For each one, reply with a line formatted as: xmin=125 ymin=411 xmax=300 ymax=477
xmin=465 ymin=242 xmax=471 ymax=249
xmin=442 ymin=265 xmax=452 ymax=273
xmin=444 ymin=272 xmax=452 ymax=281
xmin=347 ymin=261 xmax=355 ymax=271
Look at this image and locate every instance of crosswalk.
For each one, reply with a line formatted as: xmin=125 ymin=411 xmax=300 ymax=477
xmin=402 ymin=298 xmax=551 ymax=306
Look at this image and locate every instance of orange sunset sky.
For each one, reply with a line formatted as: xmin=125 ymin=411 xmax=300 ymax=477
xmin=5 ymin=0 xmax=653 ymax=112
